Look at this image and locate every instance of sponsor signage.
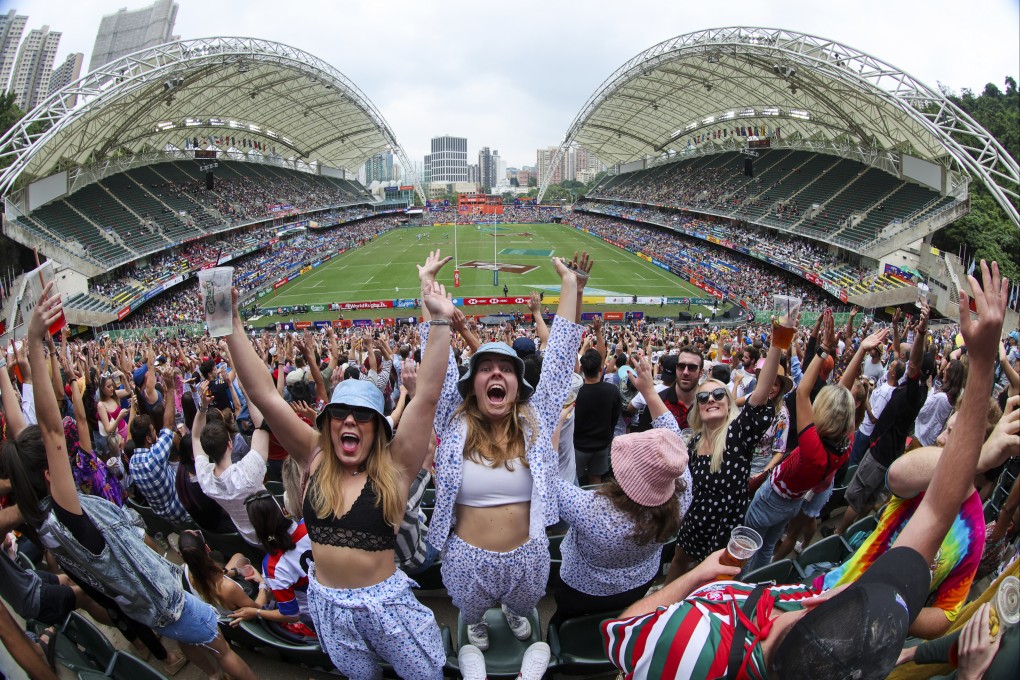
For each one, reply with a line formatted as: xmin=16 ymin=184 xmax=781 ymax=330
xmin=117 ymin=307 xmax=131 ymax=320
xmin=604 ymin=312 xmax=625 ymax=321
xmin=580 ymin=312 xmax=604 ymax=321
xmin=461 ymin=296 xmax=530 ymax=306
xmin=335 ymin=300 xmax=394 ymax=310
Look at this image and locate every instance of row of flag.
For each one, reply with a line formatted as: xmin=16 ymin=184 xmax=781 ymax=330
xmin=182 ymin=136 xmax=275 ymax=154
xmin=966 ymin=257 xmax=1020 ymax=309
xmin=688 ymin=125 xmax=781 ymax=145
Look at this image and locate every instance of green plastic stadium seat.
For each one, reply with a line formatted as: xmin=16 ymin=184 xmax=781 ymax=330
xmin=743 ymin=558 xmax=804 ymax=585
xmin=202 ymin=528 xmax=266 ymax=566
xmin=846 ymin=514 xmax=879 ymax=538
xmin=796 ymin=535 xmax=851 ymax=577
xmin=238 ymin=620 xmax=332 ymax=669
xmin=547 ymin=611 xmax=619 ymax=674
xmin=448 ymin=607 xmax=545 ymax=678
xmin=54 ymin=612 xmax=117 ymax=674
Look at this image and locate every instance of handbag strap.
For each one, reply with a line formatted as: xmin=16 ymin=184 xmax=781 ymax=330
xmin=726 ymin=583 xmax=768 ymax=680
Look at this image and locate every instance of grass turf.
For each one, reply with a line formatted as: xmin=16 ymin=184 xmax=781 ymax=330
xmin=253 ymin=223 xmax=725 ymax=322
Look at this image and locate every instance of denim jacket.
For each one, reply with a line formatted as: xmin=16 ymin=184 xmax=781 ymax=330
xmin=37 ymin=493 xmax=185 ymax=628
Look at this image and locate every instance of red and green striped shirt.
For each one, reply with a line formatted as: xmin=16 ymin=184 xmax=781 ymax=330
xmin=601 ymin=580 xmax=818 ymax=679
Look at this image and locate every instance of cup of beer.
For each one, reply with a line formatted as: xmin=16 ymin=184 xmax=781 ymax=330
xmin=719 ymin=526 xmax=763 ymax=573
xmin=771 ymin=295 xmax=802 ymax=350
xmin=198 ymin=267 xmax=234 ymax=337
xmin=916 ymin=283 xmax=930 ymax=308
xmin=234 ymin=557 xmax=255 ymax=579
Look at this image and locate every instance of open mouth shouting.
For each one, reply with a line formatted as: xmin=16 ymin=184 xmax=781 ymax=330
xmin=339 ymin=431 xmax=361 ymax=453
xmin=486 ymin=383 xmax=507 ymax=406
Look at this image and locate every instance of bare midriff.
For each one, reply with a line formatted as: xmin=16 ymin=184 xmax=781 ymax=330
xmin=310 ymin=543 xmax=397 ymax=590
xmin=455 ymin=502 xmax=531 ymax=553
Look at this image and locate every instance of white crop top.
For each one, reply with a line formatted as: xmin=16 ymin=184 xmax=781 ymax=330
xmin=457 ymin=456 xmax=533 ymax=507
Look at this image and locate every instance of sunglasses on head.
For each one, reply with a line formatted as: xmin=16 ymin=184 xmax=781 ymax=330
xmin=244 ymin=490 xmax=275 ymax=506
xmin=696 ymin=387 xmax=728 ymax=404
xmin=325 ymin=404 xmax=376 ymax=423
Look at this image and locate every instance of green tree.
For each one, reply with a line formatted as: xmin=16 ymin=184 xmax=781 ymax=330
xmin=931 ymin=76 xmax=1020 ymax=280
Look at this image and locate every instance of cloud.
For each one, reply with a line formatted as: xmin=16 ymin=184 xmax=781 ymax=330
xmin=15 ymin=0 xmax=1020 ymax=171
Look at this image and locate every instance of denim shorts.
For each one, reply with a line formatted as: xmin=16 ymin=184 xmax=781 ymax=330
xmin=155 ymin=591 xmax=219 ymax=645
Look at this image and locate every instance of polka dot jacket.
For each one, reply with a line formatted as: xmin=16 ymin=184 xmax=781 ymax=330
xmin=421 ymin=316 xmax=584 ymax=550
xmin=555 ymin=412 xmax=694 ymax=596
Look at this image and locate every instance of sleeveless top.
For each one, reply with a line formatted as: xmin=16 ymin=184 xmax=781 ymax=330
xmin=456 ymin=456 xmax=533 ymax=507
xmin=302 ymin=477 xmax=395 ymax=551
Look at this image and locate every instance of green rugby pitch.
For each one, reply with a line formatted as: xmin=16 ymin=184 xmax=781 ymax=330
xmin=253 ymin=223 xmax=724 ymax=322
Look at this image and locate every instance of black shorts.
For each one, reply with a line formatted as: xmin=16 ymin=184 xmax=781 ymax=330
xmin=35 ymin=570 xmax=77 ymax=626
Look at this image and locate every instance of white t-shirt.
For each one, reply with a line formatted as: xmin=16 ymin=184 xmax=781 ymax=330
xmin=196 ymin=448 xmax=268 ymax=546
xmin=860 ymin=381 xmax=895 ymax=437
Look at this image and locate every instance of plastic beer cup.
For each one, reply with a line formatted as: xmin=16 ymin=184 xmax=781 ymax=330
xmin=772 ymin=295 xmax=802 ymax=350
xmin=198 ymin=267 xmax=234 ymax=337
xmin=718 ymin=526 xmax=763 ymax=575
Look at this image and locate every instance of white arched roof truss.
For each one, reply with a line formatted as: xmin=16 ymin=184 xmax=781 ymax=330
xmin=0 ymin=36 xmax=425 ymax=203
xmin=541 ymin=27 xmax=1018 ymax=226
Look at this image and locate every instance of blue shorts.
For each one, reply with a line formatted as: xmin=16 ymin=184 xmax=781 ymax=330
xmin=155 ymin=591 xmax=219 ymax=646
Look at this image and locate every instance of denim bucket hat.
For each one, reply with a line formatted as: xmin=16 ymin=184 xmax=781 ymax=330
xmin=316 ymin=379 xmax=393 ymax=439
xmin=457 ymin=341 xmax=535 ymax=400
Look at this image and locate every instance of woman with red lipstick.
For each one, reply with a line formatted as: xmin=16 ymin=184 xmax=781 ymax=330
xmin=223 ymin=251 xmax=456 ymax=680
xmin=423 ymin=253 xmax=589 ymax=678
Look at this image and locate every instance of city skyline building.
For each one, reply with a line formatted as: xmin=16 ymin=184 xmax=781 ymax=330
xmin=0 ymin=10 xmax=28 ymax=92
xmin=89 ymin=0 xmax=178 ymax=72
xmin=47 ymin=51 xmax=83 ymax=105
xmin=428 ymin=134 xmax=468 ymax=184
xmin=9 ymin=24 xmax=61 ymax=111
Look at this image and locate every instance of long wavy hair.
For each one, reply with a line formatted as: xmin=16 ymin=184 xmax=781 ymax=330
xmin=598 ymin=478 xmax=685 ymax=545
xmin=940 ymin=360 xmax=967 ymax=407
xmin=454 ymin=393 xmax=536 ymax=470
xmin=1 ymin=426 xmax=50 ymax=528
xmin=687 ymin=379 xmax=737 ymax=473
xmin=307 ymin=414 xmax=403 ymax=528
xmin=178 ymin=531 xmax=228 ymax=608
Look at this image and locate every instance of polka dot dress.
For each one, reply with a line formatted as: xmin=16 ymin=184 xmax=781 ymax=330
xmin=677 ymin=402 xmax=775 ymax=561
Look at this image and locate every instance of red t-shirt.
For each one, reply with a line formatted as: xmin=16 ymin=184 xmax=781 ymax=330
xmin=769 ymin=424 xmax=851 ymax=500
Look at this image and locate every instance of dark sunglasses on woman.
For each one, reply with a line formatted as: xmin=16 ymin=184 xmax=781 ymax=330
xmin=696 ymin=387 xmax=728 ymax=405
xmin=325 ymin=405 xmax=376 ymax=423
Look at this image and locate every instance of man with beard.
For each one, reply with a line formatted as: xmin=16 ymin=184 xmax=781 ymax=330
xmin=631 ymin=349 xmax=703 ymax=431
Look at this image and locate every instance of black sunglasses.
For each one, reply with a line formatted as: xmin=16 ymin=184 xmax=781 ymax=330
xmin=677 ymin=362 xmax=701 ymax=373
xmin=696 ymin=387 xmax=728 ymax=405
xmin=325 ymin=404 xmax=376 ymax=423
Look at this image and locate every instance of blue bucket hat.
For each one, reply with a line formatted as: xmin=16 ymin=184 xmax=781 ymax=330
xmin=457 ymin=342 xmax=534 ymax=400
xmin=316 ymin=379 xmax=392 ymax=440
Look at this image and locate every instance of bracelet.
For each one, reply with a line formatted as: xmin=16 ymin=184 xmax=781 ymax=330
xmin=258 ymin=583 xmax=269 ymax=591
xmin=199 ymin=406 xmax=209 ymax=413
xmin=256 ymin=609 xmax=263 ymax=619
xmin=430 ymin=319 xmax=453 ymax=327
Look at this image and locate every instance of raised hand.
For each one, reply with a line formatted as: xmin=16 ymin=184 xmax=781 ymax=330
xmin=197 ymin=380 xmax=212 ymax=409
xmin=859 ymin=327 xmax=889 ymax=354
xmin=401 ymin=359 xmax=418 ymax=399
xmin=27 ymin=281 xmax=63 ymax=341
xmin=416 ymin=250 xmax=452 ymax=285
xmin=631 ymin=355 xmax=655 ymax=394
xmin=959 ymin=260 xmax=1009 ymax=363
xmin=527 ymin=291 xmax=541 ymax=314
xmin=422 ymin=280 xmax=455 ymax=321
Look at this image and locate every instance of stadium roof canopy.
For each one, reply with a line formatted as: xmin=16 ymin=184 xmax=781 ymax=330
xmin=0 ymin=36 xmax=425 ymax=204
xmin=541 ymin=26 xmax=1018 ymax=225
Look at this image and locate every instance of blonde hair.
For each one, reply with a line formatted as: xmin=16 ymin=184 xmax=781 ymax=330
xmin=454 ymin=394 xmax=536 ymax=469
xmin=687 ymin=379 xmax=737 ymax=474
xmin=812 ymin=385 xmax=856 ymax=445
xmin=307 ymin=417 xmax=404 ymax=528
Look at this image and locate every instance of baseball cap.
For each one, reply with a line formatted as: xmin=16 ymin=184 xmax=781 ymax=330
xmin=457 ymin=342 xmax=534 ymax=400
xmin=659 ymin=354 xmax=678 ymax=383
xmin=511 ymin=337 xmax=537 ymax=358
xmin=771 ymin=547 xmax=929 ymax=679
xmin=132 ymin=365 xmax=148 ymax=388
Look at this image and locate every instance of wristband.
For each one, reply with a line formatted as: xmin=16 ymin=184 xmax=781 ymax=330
xmin=258 ymin=421 xmax=271 ymax=432
xmin=258 ymin=583 xmax=269 ymax=591
xmin=256 ymin=609 xmax=263 ymax=619
xmin=430 ymin=319 xmax=452 ymax=327
xmin=199 ymin=406 xmax=209 ymax=413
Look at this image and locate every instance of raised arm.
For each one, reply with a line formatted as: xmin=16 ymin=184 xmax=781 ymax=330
xmin=893 ymin=261 xmax=1007 ymax=564
xmin=390 ymin=265 xmax=455 ymax=480
xmin=906 ymin=302 xmax=929 ymax=379
xmin=796 ymin=311 xmax=833 ymax=432
xmin=27 ymin=283 xmax=80 ymax=515
xmin=69 ymin=379 xmax=93 ymax=454
xmin=0 ymin=364 xmax=27 ymax=438
xmin=552 ymin=255 xmax=582 ymax=325
xmin=224 ymin=289 xmax=318 ymax=466
xmin=631 ymin=356 xmax=672 ymax=427
xmin=840 ymin=328 xmax=889 ymax=391
xmin=746 ymin=327 xmax=783 ymax=408
xmin=527 ymin=292 xmax=549 ymax=350
xmin=888 ymin=395 xmax=1018 ymax=498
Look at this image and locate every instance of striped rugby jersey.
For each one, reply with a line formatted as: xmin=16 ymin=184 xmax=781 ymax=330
xmin=601 ymin=580 xmax=818 ymax=679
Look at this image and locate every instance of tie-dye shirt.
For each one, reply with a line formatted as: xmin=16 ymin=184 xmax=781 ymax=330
xmin=815 ymin=490 xmax=984 ymax=621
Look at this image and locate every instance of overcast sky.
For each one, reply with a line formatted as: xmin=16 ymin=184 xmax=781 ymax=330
xmin=9 ymin=0 xmax=1020 ymax=171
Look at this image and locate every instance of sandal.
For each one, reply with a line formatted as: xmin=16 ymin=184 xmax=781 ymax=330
xmin=162 ymin=654 xmax=189 ymax=676
xmin=35 ymin=626 xmax=58 ymax=671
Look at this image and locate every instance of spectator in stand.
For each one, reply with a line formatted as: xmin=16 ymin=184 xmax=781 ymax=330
xmin=573 ymin=349 xmax=622 ymax=484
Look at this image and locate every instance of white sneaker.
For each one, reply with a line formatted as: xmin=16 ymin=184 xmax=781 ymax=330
xmin=458 ymin=644 xmax=487 ymax=680
xmin=466 ymin=622 xmax=490 ymax=651
xmin=502 ymin=604 xmax=532 ymax=640
xmin=517 ymin=641 xmax=551 ymax=680
xmin=793 ymin=541 xmax=804 ymax=555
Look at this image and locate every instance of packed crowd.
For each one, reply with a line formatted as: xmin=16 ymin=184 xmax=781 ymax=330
xmin=2 ymin=245 xmax=1018 ymax=680
xmin=421 ymin=205 xmax=563 ymax=226
xmin=574 ymin=201 xmax=881 ymax=290
xmin=117 ymin=217 xmax=400 ymax=329
xmin=565 ymin=211 xmax=834 ymax=312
